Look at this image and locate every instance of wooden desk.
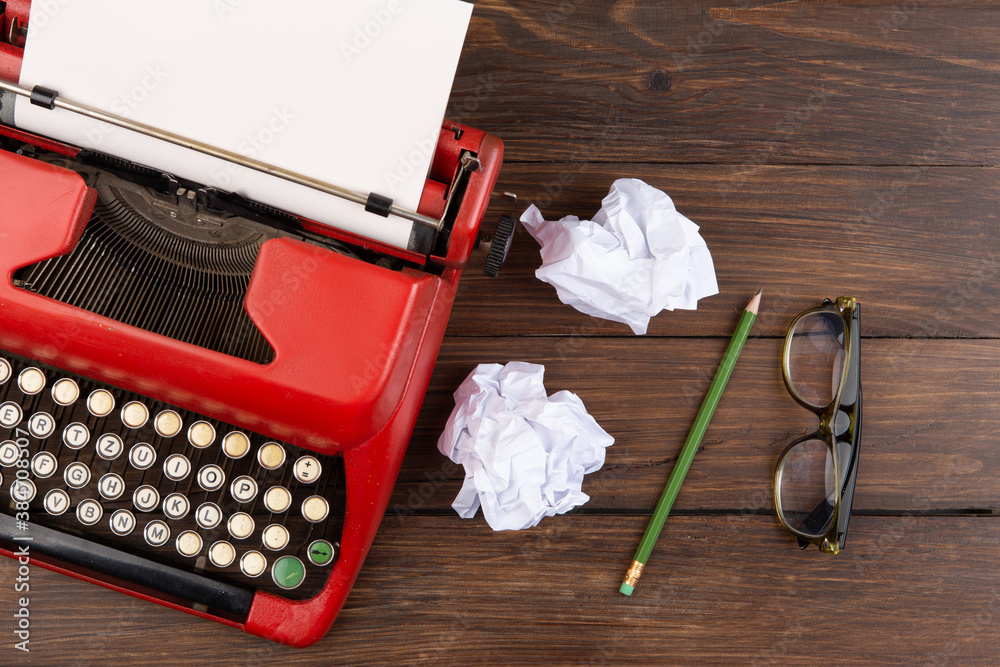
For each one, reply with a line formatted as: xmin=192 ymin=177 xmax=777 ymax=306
xmin=4 ymin=1 xmax=999 ymax=663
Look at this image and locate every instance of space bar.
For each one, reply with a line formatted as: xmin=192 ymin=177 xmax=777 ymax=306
xmin=0 ymin=513 xmax=253 ymax=618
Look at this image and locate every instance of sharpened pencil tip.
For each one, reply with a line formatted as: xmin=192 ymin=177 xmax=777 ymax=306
xmin=746 ymin=289 xmax=762 ymax=315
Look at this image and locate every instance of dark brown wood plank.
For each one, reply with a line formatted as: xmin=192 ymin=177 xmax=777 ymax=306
xmin=450 ymin=1 xmax=1000 ymax=165
xmin=452 ymin=164 xmax=1000 ymax=337
xmin=5 ymin=516 xmax=998 ymax=664
xmin=394 ymin=338 xmax=1000 ymax=512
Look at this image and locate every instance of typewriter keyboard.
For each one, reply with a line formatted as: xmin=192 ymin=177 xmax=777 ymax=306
xmin=0 ymin=349 xmax=345 ymax=606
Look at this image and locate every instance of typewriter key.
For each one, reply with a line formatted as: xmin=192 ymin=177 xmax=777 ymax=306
xmin=262 ymin=524 xmax=289 ymax=551
xmin=293 ymin=456 xmax=322 ymax=484
xmin=133 ymin=485 xmax=160 ymax=512
xmin=197 ymin=465 xmax=226 ymax=492
xmin=196 ymin=502 xmax=223 ymax=530
xmin=188 ymin=421 xmax=216 ymax=449
xmin=176 ymin=530 xmax=204 ymax=558
xmin=128 ymin=443 xmax=156 ymax=470
xmin=27 ymin=412 xmax=55 ymax=439
xmin=163 ymin=493 xmax=190 ymax=520
xmin=10 ymin=479 xmax=36 ymax=503
xmin=18 ymin=368 xmax=45 ymax=395
xmin=87 ymin=389 xmax=115 ymax=417
xmin=163 ymin=453 xmax=191 ymax=481
xmin=240 ymin=550 xmax=267 ymax=578
xmin=98 ymin=473 xmax=125 ymax=501
xmin=257 ymin=443 xmax=286 ymax=470
xmin=272 ymin=556 xmax=305 ymax=590
xmin=0 ymin=441 xmax=19 ymax=466
xmin=64 ymin=462 xmax=91 ymax=489
xmin=43 ymin=489 xmax=70 ymax=516
xmin=121 ymin=401 xmax=149 ymax=429
xmin=144 ymin=520 xmax=170 ymax=547
xmin=0 ymin=359 xmax=9 ymax=384
xmin=154 ymin=410 xmax=182 ymax=438
xmin=307 ymin=540 xmax=335 ymax=566
xmin=228 ymin=512 xmax=255 ymax=540
xmin=110 ymin=509 xmax=136 ymax=536
xmin=230 ymin=475 xmax=258 ymax=503
xmin=263 ymin=486 xmax=291 ymax=514
xmin=96 ymin=434 xmax=124 ymax=461
xmin=51 ymin=378 xmax=80 ymax=406
xmin=62 ymin=423 xmax=90 ymax=449
xmin=30 ymin=451 xmax=57 ymax=479
xmin=0 ymin=402 xmax=23 ymax=428
xmin=76 ymin=499 xmax=103 ymax=526
xmin=301 ymin=495 xmax=330 ymax=523
xmin=222 ymin=431 xmax=250 ymax=459
xmin=209 ymin=541 xmax=236 ymax=568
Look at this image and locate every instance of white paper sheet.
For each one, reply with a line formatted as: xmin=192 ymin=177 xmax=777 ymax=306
xmin=438 ymin=362 xmax=614 ymax=531
xmin=520 ymin=178 xmax=719 ymax=334
xmin=15 ymin=0 xmax=473 ymax=250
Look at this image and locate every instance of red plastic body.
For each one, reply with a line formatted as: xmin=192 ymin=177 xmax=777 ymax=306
xmin=0 ymin=87 xmax=503 ymax=647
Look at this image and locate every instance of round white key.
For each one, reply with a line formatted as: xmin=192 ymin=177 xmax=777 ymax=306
xmin=96 ymin=433 xmax=124 ymax=460
xmin=144 ymin=520 xmax=170 ymax=547
xmin=51 ymin=378 xmax=80 ymax=406
xmin=257 ymin=442 xmax=286 ymax=470
xmin=128 ymin=443 xmax=156 ymax=470
xmin=30 ymin=451 xmax=57 ymax=478
xmin=162 ymin=493 xmax=190 ymax=520
xmin=262 ymin=524 xmax=289 ymax=551
xmin=10 ymin=479 xmax=35 ymax=503
xmin=43 ymin=488 xmax=70 ymax=516
xmin=163 ymin=453 xmax=191 ymax=481
xmin=230 ymin=475 xmax=258 ymax=503
xmin=196 ymin=502 xmax=223 ymax=530
xmin=209 ymin=541 xmax=236 ymax=568
xmin=18 ymin=367 xmax=45 ymax=395
xmin=121 ymin=401 xmax=149 ymax=429
xmin=187 ymin=421 xmax=216 ymax=449
xmin=240 ymin=550 xmax=267 ymax=578
xmin=76 ymin=499 xmax=103 ymax=526
xmin=133 ymin=485 xmax=160 ymax=512
xmin=27 ymin=412 xmax=55 ymax=439
xmin=110 ymin=509 xmax=136 ymax=536
xmin=154 ymin=410 xmax=182 ymax=438
xmin=221 ymin=431 xmax=250 ymax=459
xmin=0 ymin=359 xmax=9 ymax=384
xmin=301 ymin=495 xmax=330 ymax=523
xmin=293 ymin=456 xmax=322 ymax=484
xmin=197 ymin=464 xmax=225 ymax=492
xmin=176 ymin=530 xmax=203 ymax=558
xmin=62 ymin=422 xmax=90 ymax=449
xmin=98 ymin=473 xmax=125 ymax=500
xmin=0 ymin=402 xmax=22 ymax=428
xmin=263 ymin=486 xmax=291 ymax=514
xmin=227 ymin=512 xmax=255 ymax=539
xmin=64 ymin=462 xmax=91 ymax=489
xmin=87 ymin=389 xmax=115 ymax=417
xmin=0 ymin=441 xmax=20 ymax=466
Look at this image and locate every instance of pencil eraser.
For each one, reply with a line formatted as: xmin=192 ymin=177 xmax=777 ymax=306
xmin=619 ymin=583 xmax=634 ymax=596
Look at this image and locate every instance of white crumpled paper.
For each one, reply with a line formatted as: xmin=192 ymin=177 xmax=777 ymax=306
xmin=437 ymin=362 xmax=614 ymax=531
xmin=520 ymin=178 xmax=719 ymax=334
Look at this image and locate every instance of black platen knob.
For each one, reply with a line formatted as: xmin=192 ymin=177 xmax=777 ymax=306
xmin=483 ymin=215 xmax=516 ymax=278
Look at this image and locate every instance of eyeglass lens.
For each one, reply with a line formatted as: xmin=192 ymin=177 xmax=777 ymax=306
xmin=786 ymin=311 xmax=845 ymax=409
xmin=777 ymin=438 xmax=837 ymax=536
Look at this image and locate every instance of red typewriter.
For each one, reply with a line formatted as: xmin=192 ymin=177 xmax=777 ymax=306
xmin=0 ymin=0 xmax=509 ymax=647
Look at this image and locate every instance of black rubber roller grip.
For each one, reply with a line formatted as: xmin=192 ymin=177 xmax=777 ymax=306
xmin=483 ymin=215 xmax=516 ymax=278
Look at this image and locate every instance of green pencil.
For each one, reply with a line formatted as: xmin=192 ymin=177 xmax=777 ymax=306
xmin=620 ymin=289 xmax=762 ymax=596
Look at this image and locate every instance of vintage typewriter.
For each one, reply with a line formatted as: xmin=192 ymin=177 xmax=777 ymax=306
xmin=0 ymin=0 xmax=511 ymax=647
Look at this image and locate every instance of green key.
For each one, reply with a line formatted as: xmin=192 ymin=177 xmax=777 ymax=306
xmin=308 ymin=540 xmax=335 ymax=566
xmin=271 ymin=556 xmax=305 ymax=590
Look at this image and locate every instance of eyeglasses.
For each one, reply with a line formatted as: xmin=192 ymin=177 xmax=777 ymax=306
xmin=773 ymin=297 xmax=861 ymax=554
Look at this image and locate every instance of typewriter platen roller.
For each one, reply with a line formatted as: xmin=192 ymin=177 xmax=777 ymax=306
xmin=0 ymin=0 xmax=506 ymax=647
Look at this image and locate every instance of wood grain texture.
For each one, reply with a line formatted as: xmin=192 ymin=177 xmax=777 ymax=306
xmin=3 ymin=516 xmax=999 ymax=665
xmin=451 ymin=1 xmax=1000 ymax=165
